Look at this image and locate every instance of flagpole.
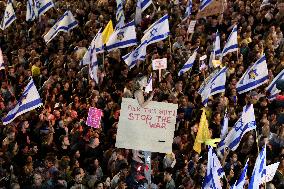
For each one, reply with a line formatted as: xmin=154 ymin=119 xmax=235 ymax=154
xmin=168 ymin=36 xmax=172 ymax=54
xmin=254 ymin=129 xmax=260 ymax=154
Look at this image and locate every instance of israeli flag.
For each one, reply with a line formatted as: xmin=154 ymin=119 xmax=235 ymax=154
xmin=34 ymin=0 xmax=54 ymax=18
xmin=214 ymin=30 xmax=221 ymax=57
xmin=89 ymin=42 xmax=98 ymax=83
xmin=266 ymin=69 xmax=284 ymax=100
xmin=248 ymin=145 xmax=266 ymax=189
xmin=115 ymin=0 xmax=125 ymax=29
xmin=1 ymin=1 xmax=16 ymax=30
xmin=2 ymin=78 xmax=43 ymax=125
xmin=231 ymin=159 xmax=249 ymax=189
xmin=106 ymin=21 xmax=137 ymax=52
xmin=184 ymin=0 xmax=192 ymax=18
xmin=203 ymin=147 xmax=225 ymax=189
xmin=141 ymin=14 xmax=170 ymax=45
xmin=220 ymin=109 xmax=228 ymax=140
xmin=26 ymin=0 xmax=36 ymax=21
xmin=141 ymin=0 xmax=152 ymax=12
xmin=200 ymin=0 xmax=213 ymax=11
xmin=178 ymin=49 xmax=197 ymax=76
xmin=81 ymin=31 xmax=101 ymax=66
xmin=218 ymin=104 xmax=256 ymax=156
xmin=237 ymin=55 xmax=268 ymax=94
xmin=201 ymin=67 xmax=227 ymax=105
xmin=122 ymin=40 xmax=147 ymax=69
xmin=43 ymin=11 xmax=78 ymax=44
xmin=0 ymin=47 xmax=4 ymax=70
xmin=222 ymin=25 xmax=238 ymax=57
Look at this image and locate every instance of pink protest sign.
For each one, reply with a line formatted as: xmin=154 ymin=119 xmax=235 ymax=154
xmin=86 ymin=107 xmax=103 ymax=128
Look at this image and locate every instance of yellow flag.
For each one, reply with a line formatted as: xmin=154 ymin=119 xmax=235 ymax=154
xmin=193 ymin=109 xmax=210 ymax=154
xmin=102 ymin=20 xmax=114 ymax=44
xmin=212 ymin=59 xmax=221 ymax=68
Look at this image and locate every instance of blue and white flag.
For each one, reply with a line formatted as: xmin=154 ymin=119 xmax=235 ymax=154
xmin=0 ymin=47 xmax=4 ymax=70
xmin=200 ymin=67 xmax=227 ymax=105
xmin=184 ymin=0 xmax=192 ymax=18
xmin=203 ymin=147 xmax=225 ymax=189
xmin=135 ymin=0 xmax=143 ymax=24
xmin=200 ymin=0 xmax=213 ymax=11
xmin=248 ymin=145 xmax=266 ymax=189
xmin=43 ymin=11 xmax=78 ymax=44
xmin=81 ymin=30 xmax=102 ymax=66
xmin=237 ymin=55 xmax=268 ymax=94
xmin=1 ymin=1 xmax=16 ymax=30
xmin=2 ymin=78 xmax=43 ymax=125
xmin=266 ymin=69 xmax=284 ymax=100
xmin=141 ymin=0 xmax=152 ymax=11
xmin=89 ymin=43 xmax=98 ymax=83
xmin=214 ymin=30 xmax=221 ymax=57
xmin=94 ymin=28 xmax=104 ymax=53
xmin=115 ymin=0 xmax=125 ymax=29
xmin=123 ymin=40 xmax=147 ymax=69
xmin=222 ymin=25 xmax=238 ymax=57
xmin=106 ymin=21 xmax=137 ymax=52
xmin=26 ymin=0 xmax=36 ymax=21
xmin=141 ymin=14 xmax=170 ymax=45
xmin=231 ymin=159 xmax=249 ymax=189
xmin=34 ymin=0 xmax=54 ymax=18
xmin=220 ymin=108 xmax=228 ymax=140
xmin=178 ymin=49 xmax=197 ymax=76
xmin=218 ymin=104 xmax=256 ymax=156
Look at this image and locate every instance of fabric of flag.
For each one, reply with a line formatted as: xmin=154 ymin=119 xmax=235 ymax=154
xmin=193 ymin=109 xmax=211 ymax=154
xmin=222 ymin=25 xmax=238 ymax=57
xmin=0 ymin=47 xmax=4 ymax=70
xmin=102 ymin=20 xmax=114 ymax=44
xmin=106 ymin=21 xmax=137 ymax=52
xmin=200 ymin=0 xmax=214 ymax=11
xmin=236 ymin=54 xmax=268 ymax=94
xmin=145 ymin=75 xmax=152 ymax=93
xmin=43 ymin=11 xmax=78 ymax=44
xmin=135 ymin=0 xmax=143 ymax=24
xmin=248 ymin=145 xmax=266 ymax=189
xmin=261 ymin=162 xmax=280 ymax=183
xmin=220 ymin=108 xmax=228 ymax=140
xmin=203 ymin=147 xmax=225 ymax=189
xmin=218 ymin=104 xmax=256 ymax=156
xmin=89 ymin=37 xmax=99 ymax=83
xmin=198 ymin=69 xmax=219 ymax=94
xmin=141 ymin=0 xmax=152 ymax=11
xmin=231 ymin=159 xmax=249 ymax=189
xmin=178 ymin=49 xmax=197 ymax=76
xmin=214 ymin=30 xmax=221 ymax=57
xmin=266 ymin=69 xmax=284 ymax=100
xmin=200 ymin=67 xmax=227 ymax=105
xmin=141 ymin=14 xmax=170 ymax=45
xmin=94 ymin=28 xmax=104 ymax=53
xmin=2 ymin=78 xmax=43 ymax=125
xmin=81 ymin=30 xmax=102 ymax=66
xmin=115 ymin=0 xmax=125 ymax=29
xmin=122 ymin=40 xmax=147 ymax=69
xmin=34 ymin=0 xmax=54 ymax=17
xmin=26 ymin=0 xmax=36 ymax=21
xmin=1 ymin=1 xmax=16 ymax=30
xmin=184 ymin=0 xmax=192 ymax=18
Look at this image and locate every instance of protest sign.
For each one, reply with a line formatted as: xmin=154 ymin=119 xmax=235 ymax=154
xmin=196 ymin=0 xmax=226 ymax=19
xmin=152 ymin=58 xmax=167 ymax=82
xmin=187 ymin=20 xmax=196 ymax=34
xmin=116 ymin=98 xmax=178 ymax=153
xmin=86 ymin=107 xmax=103 ymax=128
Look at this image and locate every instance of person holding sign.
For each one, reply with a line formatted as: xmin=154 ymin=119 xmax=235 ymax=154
xmin=133 ymin=75 xmax=157 ymax=108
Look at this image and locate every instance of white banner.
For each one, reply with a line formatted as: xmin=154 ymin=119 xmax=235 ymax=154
xmin=152 ymin=58 xmax=167 ymax=70
xmin=187 ymin=20 xmax=196 ymax=33
xmin=116 ymin=98 xmax=178 ymax=153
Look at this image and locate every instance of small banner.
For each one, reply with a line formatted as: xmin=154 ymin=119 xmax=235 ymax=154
xmin=86 ymin=107 xmax=103 ymax=128
xmin=196 ymin=0 xmax=226 ymax=19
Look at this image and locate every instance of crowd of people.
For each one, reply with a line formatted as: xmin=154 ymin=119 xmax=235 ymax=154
xmin=0 ymin=0 xmax=283 ymax=188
